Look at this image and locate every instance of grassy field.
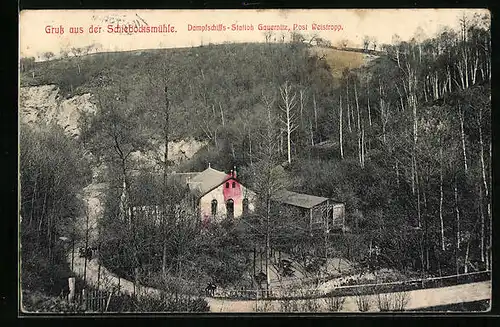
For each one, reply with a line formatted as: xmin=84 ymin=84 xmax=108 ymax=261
xmin=309 ymin=46 xmax=372 ymax=86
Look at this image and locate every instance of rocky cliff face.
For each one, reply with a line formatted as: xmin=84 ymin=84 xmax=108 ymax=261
xmin=19 ymin=85 xmax=206 ymax=167
xmin=19 ymin=85 xmax=97 ymax=137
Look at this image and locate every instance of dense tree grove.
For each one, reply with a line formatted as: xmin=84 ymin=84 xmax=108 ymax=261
xmin=20 ymin=12 xmax=490 ymax=305
xmin=20 ymin=124 xmax=91 ymax=294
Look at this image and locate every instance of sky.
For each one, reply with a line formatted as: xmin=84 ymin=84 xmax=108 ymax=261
xmin=19 ymin=9 xmax=490 ymax=60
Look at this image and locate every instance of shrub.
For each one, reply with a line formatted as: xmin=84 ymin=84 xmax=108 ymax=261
xmin=21 ymin=290 xmax=83 ymax=313
xmin=392 ymin=291 xmax=410 ymax=311
xmin=279 ymin=299 xmax=300 ymax=312
xmin=376 ymin=291 xmax=410 ymax=312
xmin=107 ymin=291 xmax=210 ymax=312
xmin=355 ymin=293 xmax=371 ymax=312
xmin=279 ymin=299 xmax=292 ymax=312
xmin=256 ymin=300 xmax=272 ymax=312
xmin=324 ymin=296 xmax=346 ymax=312
xmin=376 ymin=293 xmax=393 ymax=312
xmin=301 ymin=298 xmax=321 ymax=312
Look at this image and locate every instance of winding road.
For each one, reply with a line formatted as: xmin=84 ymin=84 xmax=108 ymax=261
xmin=68 ymin=182 xmax=491 ymax=312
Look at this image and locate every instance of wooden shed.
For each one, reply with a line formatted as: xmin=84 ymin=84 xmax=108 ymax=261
xmin=271 ymin=190 xmax=345 ymax=232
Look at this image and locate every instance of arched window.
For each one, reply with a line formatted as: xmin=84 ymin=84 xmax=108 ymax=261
xmin=232 ymin=181 xmax=236 ymax=188
xmin=226 ymin=199 xmax=234 ymax=220
xmin=225 ymin=182 xmax=230 ymax=188
xmin=242 ymin=198 xmax=249 ymax=216
xmin=211 ymin=199 xmax=218 ymax=217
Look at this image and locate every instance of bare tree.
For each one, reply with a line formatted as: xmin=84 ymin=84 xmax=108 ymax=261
xmin=279 ymin=81 xmax=298 ymax=165
xmin=41 ymin=51 xmax=55 ymax=61
xmin=324 ymin=296 xmax=345 ymax=312
xmin=264 ymin=31 xmax=273 ymax=43
xmin=290 ymin=31 xmax=305 ymax=44
xmin=362 ymin=36 xmax=370 ymax=52
xmin=337 ymin=39 xmax=349 ymax=48
xmin=371 ymin=37 xmax=378 ymax=51
xmin=339 ymin=94 xmax=344 ymax=159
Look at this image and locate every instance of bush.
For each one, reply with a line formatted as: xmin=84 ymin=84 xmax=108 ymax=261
xmin=355 ymin=292 xmax=371 ymax=312
xmin=392 ymin=291 xmax=410 ymax=311
xmin=21 ymin=290 xmax=83 ymax=313
xmin=376 ymin=291 xmax=410 ymax=312
xmin=301 ymin=298 xmax=321 ymax=312
xmin=256 ymin=300 xmax=273 ymax=312
xmin=107 ymin=291 xmax=210 ymax=312
xmin=324 ymin=296 xmax=346 ymax=312
xmin=20 ymin=243 xmax=73 ymax=297
xmin=279 ymin=299 xmax=300 ymax=312
xmin=376 ymin=293 xmax=393 ymax=312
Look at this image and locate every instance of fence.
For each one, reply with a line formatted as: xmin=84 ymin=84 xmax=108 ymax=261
xmin=323 ymin=270 xmax=491 ymax=298
xmin=211 ymin=270 xmax=491 ymax=300
xmin=73 ymin=288 xmax=114 ymax=312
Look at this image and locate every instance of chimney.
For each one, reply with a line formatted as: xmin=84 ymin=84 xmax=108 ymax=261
xmin=233 ymin=166 xmax=237 ymax=178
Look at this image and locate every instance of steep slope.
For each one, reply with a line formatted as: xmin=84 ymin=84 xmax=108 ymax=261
xmin=309 ymin=46 xmax=378 ymax=85
xmin=19 ymin=85 xmax=207 ymax=166
xmin=19 ymin=85 xmax=97 ymax=137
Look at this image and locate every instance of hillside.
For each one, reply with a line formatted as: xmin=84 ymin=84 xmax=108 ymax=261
xmin=19 ymin=85 xmax=97 ymax=137
xmin=20 ymin=43 xmax=374 ymax=172
xmin=309 ymin=46 xmax=378 ymax=84
xmin=20 ymin=44 xmax=372 ymax=135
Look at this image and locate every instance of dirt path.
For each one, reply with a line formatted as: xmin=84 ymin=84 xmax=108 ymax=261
xmin=69 ymin=182 xmax=491 ymax=312
xmin=206 ymin=281 xmax=491 ymax=312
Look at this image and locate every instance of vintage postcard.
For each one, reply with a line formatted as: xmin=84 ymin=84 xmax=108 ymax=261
xmin=19 ymin=9 xmax=491 ymax=314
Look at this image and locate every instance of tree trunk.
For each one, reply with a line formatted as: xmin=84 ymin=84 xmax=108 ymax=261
xmin=439 ymin=145 xmax=445 ymax=251
xmin=162 ymin=87 xmax=170 ymax=280
xmin=472 ymin=51 xmax=479 ymax=85
xmin=459 ymin=104 xmax=468 ymax=173
xmin=416 ymin=167 xmax=421 ymax=229
xmin=464 ymin=239 xmax=470 ymax=273
xmin=313 ymin=93 xmax=318 ymax=133
xmin=464 ymin=49 xmax=469 ymax=88
xmin=379 ymin=83 xmax=387 ymax=145
xmin=280 ymin=82 xmax=296 ymax=164
xmin=265 ymin=198 xmax=271 ymax=297
xmin=478 ymin=105 xmax=491 ymax=268
xmin=97 ymin=243 xmax=102 ymax=290
xmin=83 ymin=205 xmax=90 ymax=288
xmin=395 ymin=159 xmax=400 ymax=188
xmin=339 ymin=94 xmax=344 ymax=159
xmin=249 ymin=133 xmax=253 ymax=165
xmin=396 ymin=85 xmax=405 ymax=112
xmin=300 ymin=89 xmax=305 ymax=148
xmin=361 ymin=125 xmax=365 ymax=168
xmin=411 ymin=153 xmax=415 ymax=195
xmin=253 ymin=247 xmax=256 ymax=287
xmin=309 ymin=120 xmax=314 ymax=146
xmin=448 ymin=67 xmax=452 ymax=93
xmin=29 ymin=175 xmax=38 ymax=228
xmin=219 ymin=102 xmax=225 ymax=127
xmin=488 ymin=142 xmax=492 ymax=270
xmin=478 ymin=107 xmax=490 ymax=215
xmin=479 ymin=183 xmax=485 ymax=263
xmin=287 ymin=118 xmax=292 ymax=165
xmin=454 ymin=182 xmax=460 ymax=251
xmin=367 ymin=92 xmax=372 ymax=128
xmin=346 ymin=84 xmax=352 ymax=133
xmin=354 ymin=82 xmax=362 ymax=167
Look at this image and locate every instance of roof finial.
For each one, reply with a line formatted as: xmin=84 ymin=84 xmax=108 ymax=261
xmin=208 ymin=162 xmax=211 ymax=169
